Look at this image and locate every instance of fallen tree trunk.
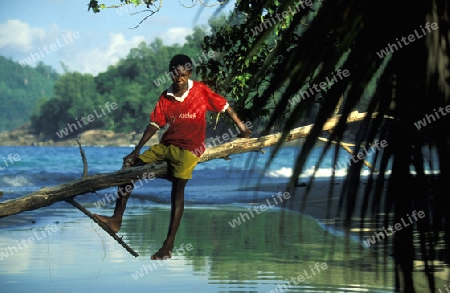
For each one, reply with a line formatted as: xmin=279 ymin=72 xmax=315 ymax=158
xmin=0 ymin=111 xmax=376 ymax=218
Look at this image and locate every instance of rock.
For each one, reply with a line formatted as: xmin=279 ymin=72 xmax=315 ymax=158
xmin=0 ymin=125 xmax=159 ymax=147
xmin=80 ymin=129 xmax=115 ymax=140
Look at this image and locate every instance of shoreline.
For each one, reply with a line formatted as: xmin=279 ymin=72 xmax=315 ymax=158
xmin=0 ymin=123 xmax=311 ymax=147
xmin=0 ymin=128 xmax=155 ymax=147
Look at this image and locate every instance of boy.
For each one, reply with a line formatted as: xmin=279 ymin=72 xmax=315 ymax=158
xmin=94 ymin=54 xmax=251 ymax=260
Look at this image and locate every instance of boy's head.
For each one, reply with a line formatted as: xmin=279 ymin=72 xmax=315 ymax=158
xmin=169 ymin=54 xmax=193 ymax=73
xmin=169 ymin=54 xmax=193 ymax=85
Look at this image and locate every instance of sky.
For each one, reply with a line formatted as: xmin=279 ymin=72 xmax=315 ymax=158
xmin=0 ymin=0 xmax=234 ymax=75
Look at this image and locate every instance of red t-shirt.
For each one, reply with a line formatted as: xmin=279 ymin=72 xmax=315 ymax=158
xmin=150 ymin=80 xmax=228 ymax=156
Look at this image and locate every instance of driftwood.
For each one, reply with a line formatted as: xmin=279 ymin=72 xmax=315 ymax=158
xmin=0 ymin=111 xmax=377 ymax=219
xmin=65 ymin=196 xmax=139 ymax=257
xmin=61 ymin=140 xmax=139 ymax=256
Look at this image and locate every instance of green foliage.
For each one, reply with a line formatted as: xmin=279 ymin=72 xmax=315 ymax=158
xmin=199 ymin=1 xmax=450 ymax=292
xmin=0 ymin=57 xmax=59 ymax=133
xmin=197 ymin=1 xmax=323 ymax=130
xmin=88 ymin=0 xmax=161 ymax=13
xmin=30 ymin=72 xmax=103 ymax=139
xmin=87 ymin=0 xmax=101 ymax=12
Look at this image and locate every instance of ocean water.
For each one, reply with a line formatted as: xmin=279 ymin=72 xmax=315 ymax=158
xmin=0 ymin=145 xmax=441 ymax=292
xmin=0 ymin=144 xmax=388 ymax=200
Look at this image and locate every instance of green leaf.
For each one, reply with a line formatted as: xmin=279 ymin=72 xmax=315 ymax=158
xmin=87 ymin=0 xmax=100 ymax=13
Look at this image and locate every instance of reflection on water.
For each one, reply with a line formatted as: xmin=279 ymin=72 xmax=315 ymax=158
xmin=0 ymin=205 xmax=440 ymax=292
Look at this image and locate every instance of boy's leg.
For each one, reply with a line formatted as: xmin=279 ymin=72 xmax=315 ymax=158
xmin=94 ymin=183 xmax=131 ymax=233
xmin=95 ymin=144 xmax=169 ymax=232
xmin=94 ymin=158 xmax=146 ymax=233
xmin=151 ymin=177 xmax=188 ymax=260
xmin=151 ymin=145 xmax=198 ymax=260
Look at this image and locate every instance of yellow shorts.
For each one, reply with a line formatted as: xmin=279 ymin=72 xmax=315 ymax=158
xmin=138 ymin=144 xmax=199 ymax=179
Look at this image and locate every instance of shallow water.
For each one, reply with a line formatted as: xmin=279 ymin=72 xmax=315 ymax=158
xmin=1 ymin=203 xmax=400 ymax=293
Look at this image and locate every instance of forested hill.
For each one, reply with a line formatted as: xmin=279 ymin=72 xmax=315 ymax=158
xmin=28 ymin=26 xmax=219 ymax=140
xmin=1 ymin=26 xmax=221 ymax=141
xmin=0 ymin=57 xmax=59 ymax=133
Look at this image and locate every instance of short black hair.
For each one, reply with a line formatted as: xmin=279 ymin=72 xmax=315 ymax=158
xmin=169 ymin=54 xmax=193 ymax=71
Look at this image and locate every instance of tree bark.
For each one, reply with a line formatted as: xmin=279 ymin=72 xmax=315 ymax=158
xmin=0 ymin=111 xmax=376 ymax=218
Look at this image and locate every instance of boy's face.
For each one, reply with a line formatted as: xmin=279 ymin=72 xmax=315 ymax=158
xmin=171 ymin=65 xmax=192 ymax=89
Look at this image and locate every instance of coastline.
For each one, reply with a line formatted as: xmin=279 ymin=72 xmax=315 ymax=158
xmin=0 ymin=122 xmax=311 ymax=147
xmin=0 ymin=126 xmax=159 ymax=147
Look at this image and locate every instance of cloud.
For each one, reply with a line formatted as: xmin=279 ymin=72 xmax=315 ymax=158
xmin=65 ymin=27 xmax=195 ymax=74
xmin=65 ymin=27 xmax=192 ymax=75
xmin=0 ymin=19 xmax=47 ymax=52
xmin=0 ymin=19 xmax=148 ymax=74
xmin=64 ymin=33 xmax=146 ymax=75
xmin=0 ymin=20 xmax=193 ymax=75
xmin=0 ymin=20 xmax=80 ymax=70
xmin=163 ymin=27 xmax=193 ymax=46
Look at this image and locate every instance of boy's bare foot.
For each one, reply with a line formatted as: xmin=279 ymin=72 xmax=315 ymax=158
xmin=150 ymin=247 xmax=173 ymax=260
xmin=93 ymin=214 xmax=122 ymax=233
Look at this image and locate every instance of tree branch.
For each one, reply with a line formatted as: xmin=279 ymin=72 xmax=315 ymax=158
xmin=64 ymin=140 xmax=139 ymax=257
xmin=65 ymin=197 xmax=139 ymax=257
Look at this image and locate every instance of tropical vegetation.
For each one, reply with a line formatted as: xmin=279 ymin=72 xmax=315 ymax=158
xmin=0 ymin=57 xmax=58 ymax=133
xmin=87 ymin=1 xmax=449 ymax=292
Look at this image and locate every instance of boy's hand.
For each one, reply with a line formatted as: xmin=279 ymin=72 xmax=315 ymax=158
xmin=123 ymin=149 xmax=140 ymax=165
xmin=225 ymin=107 xmax=252 ymax=139
xmin=238 ymin=128 xmax=252 ymax=138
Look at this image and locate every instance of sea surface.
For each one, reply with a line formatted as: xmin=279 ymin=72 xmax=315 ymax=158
xmin=0 ymin=145 xmax=441 ymax=292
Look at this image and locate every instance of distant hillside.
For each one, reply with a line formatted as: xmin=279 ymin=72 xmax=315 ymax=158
xmin=0 ymin=57 xmax=59 ymax=132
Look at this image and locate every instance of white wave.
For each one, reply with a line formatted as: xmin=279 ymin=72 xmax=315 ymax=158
xmin=265 ymin=166 xmax=396 ymax=179
xmin=265 ymin=167 xmax=293 ymax=178
xmin=2 ymin=175 xmax=32 ymax=187
xmin=409 ymin=169 xmax=440 ymax=175
xmin=265 ymin=166 xmax=344 ymax=178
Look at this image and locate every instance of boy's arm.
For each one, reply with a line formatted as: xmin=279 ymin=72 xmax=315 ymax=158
xmin=124 ymin=124 xmax=159 ymax=163
xmin=225 ymin=106 xmax=252 ymax=138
